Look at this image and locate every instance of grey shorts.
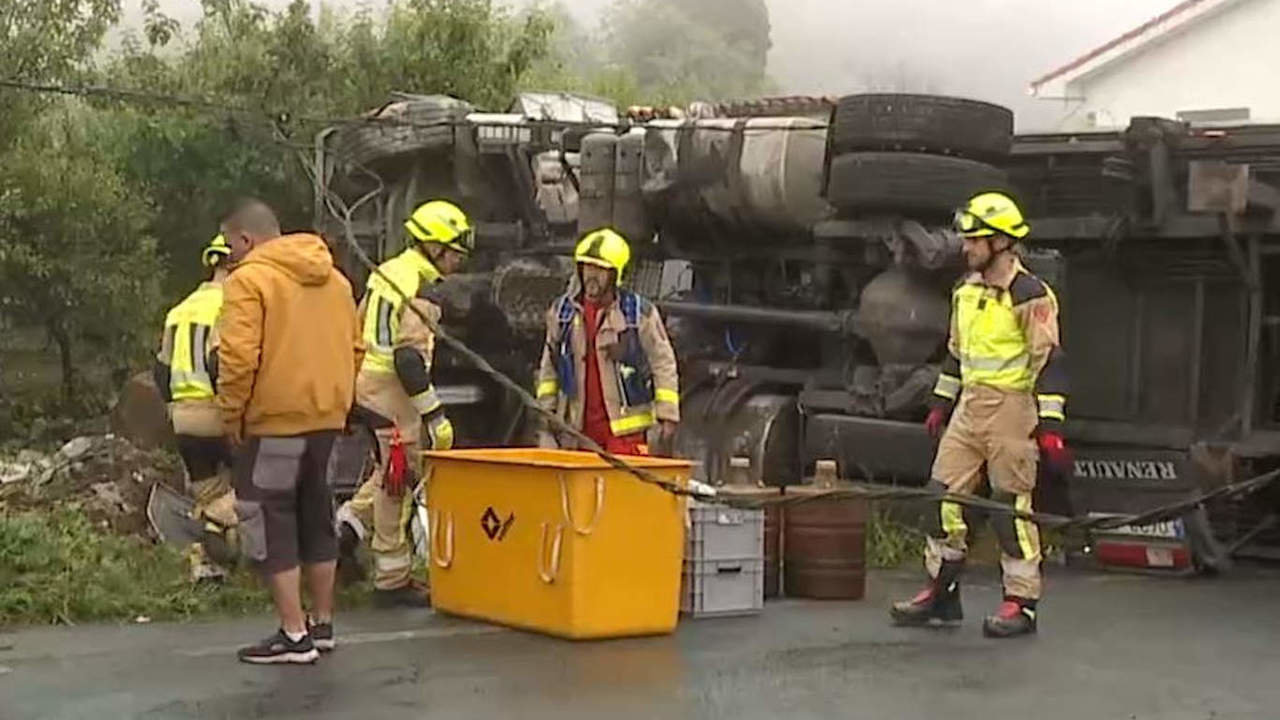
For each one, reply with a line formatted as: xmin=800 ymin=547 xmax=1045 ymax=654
xmin=233 ymin=431 xmax=340 ymax=574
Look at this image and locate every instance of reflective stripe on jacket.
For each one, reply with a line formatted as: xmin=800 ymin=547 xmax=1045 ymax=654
xmin=159 ymin=281 xmax=223 ymax=401
xmin=535 ymin=282 xmax=679 ymax=440
xmin=932 ymin=259 xmax=1069 ymax=428
xmin=359 ymin=248 xmax=441 ymax=375
xmin=354 ymin=248 xmax=453 ymax=450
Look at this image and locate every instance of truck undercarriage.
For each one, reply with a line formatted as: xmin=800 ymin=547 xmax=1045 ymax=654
xmin=315 ymin=92 xmax=1280 ymax=566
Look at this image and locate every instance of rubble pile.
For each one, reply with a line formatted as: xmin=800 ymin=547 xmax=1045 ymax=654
xmin=0 ymin=435 xmax=184 ymax=537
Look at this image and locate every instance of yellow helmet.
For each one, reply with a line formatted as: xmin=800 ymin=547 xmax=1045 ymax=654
xmin=955 ymin=191 xmax=1030 ymax=240
xmin=405 ymin=200 xmax=474 ymax=255
xmin=201 ymin=233 xmax=232 ymax=268
xmin=574 ymin=228 xmax=631 ymax=285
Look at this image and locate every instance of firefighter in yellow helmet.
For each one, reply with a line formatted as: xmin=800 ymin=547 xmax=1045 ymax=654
xmin=335 ymin=200 xmax=472 ymax=607
xmin=153 ymin=234 xmax=243 ymax=572
xmin=890 ymin=191 xmax=1070 ymax=638
xmin=534 ymin=228 xmax=680 ymax=455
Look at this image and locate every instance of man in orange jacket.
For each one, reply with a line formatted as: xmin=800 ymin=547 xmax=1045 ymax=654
xmin=217 ymin=199 xmax=363 ymax=665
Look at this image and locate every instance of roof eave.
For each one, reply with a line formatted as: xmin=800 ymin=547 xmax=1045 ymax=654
xmin=1029 ymin=0 xmax=1248 ymax=98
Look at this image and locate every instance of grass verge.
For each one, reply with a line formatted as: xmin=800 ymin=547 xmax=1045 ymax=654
xmin=866 ymin=502 xmax=926 ymax=569
xmin=0 ymin=506 xmax=370 ymax=627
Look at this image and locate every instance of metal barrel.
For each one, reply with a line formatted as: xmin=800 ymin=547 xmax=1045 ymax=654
xmin=783 ymin=495 xmax=868 ymax=599
xmin=764 ymin=505 xmax=782 ymax=598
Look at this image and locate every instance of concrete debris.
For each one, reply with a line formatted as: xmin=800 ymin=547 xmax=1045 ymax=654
xmin=57 ymin=436 xmax=95 ymax=461
xmin=15 ymin=449 xmax=44 ymax=465
xmin=0 ymin=462 xmax=33 ymax=485
xmin=90 ymin=482 xmax=131 ymax=515
xmin=0 ymin=434 xmax=184 ymax=538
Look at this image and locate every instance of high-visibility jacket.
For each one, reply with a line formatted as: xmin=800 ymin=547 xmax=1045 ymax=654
xmin=535 ymin=282 xmax=679 ymax=441
xmin=932 ymin=260 xmax=1068 ymax=428
xmin=156 ymin=281 xmax=224 ymax=402
xmin=355 ymin=248 xmax=452 ymax=450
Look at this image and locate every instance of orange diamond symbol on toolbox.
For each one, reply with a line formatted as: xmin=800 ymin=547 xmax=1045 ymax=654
xmin=481 ymin=507 xmax=515 ymax=541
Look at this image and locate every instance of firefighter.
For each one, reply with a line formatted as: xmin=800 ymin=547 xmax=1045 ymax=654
xmin=335 ymin=200 xmax=470 ymax=607
xmin=153 ymin=234 xmax=240 ymax=567
xmin=535 ymin=228 xmax=680 ymax=455
xmin=890 ymin=191 xmax=1071 ymax=638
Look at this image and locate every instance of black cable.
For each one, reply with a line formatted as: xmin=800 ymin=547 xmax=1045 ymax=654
xmin=9 ymin=73 xmax=1279 ymax=534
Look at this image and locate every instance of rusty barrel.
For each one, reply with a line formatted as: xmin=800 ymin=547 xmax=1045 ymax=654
xmin=718 ymin=484 xmax=784 ymax=599
xmin=783 ymin=490 xmax=868 ymax=600
xmin=764 ymin=505 xmax=781 ymax=598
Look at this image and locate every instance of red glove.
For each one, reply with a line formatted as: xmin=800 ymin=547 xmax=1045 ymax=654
xmin=384 ymin=427 xmax=408 ymax=497
xmin=1037 ymin=430 xmax=1074 ymax=477
xmin=925 ymin=407 xmax=950 ymax=439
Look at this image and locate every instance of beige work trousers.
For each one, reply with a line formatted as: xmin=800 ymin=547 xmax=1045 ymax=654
xmin=925 ymin=385 xmax=1043 ymax=600
xmin=337 ymin=425 xmax=421 ymax=591
xmin=170 ymin=400 xmax=237 ymax=528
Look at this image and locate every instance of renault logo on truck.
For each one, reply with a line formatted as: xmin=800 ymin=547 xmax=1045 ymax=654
xmin=1073 ymin=460 xmax=1178 ymax=481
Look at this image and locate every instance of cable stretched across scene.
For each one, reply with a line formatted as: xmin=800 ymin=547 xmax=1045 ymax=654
xmin=8 ymin=73 xmax=1274 ymax=535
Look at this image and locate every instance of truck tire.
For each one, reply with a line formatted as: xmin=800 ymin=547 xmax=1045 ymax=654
xmin=831 ymin=94 xmax=1013 ymax=159
xmin=825 ymin=152 xmax=1007 ymax=214
xmin=330 ymin=97 xmax=471 ymax=169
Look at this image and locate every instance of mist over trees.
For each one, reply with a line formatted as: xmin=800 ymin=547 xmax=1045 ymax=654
xmin=0 ymin=0 xmax=773 ymax=432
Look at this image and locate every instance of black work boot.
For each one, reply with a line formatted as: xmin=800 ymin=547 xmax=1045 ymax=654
xmin=890 ymin=579 xmax=963 ymax=627
xmin=336 ymin=521 xmax=365 ymax=586
xmin=373 ymin=580 xmax=431 ymax=609
xmin=982 ymin=597 xmax=1038 ymax=638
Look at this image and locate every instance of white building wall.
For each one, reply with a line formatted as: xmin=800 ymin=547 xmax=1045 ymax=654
xmin=1060 ymin=0 xmax=1280 ymax=130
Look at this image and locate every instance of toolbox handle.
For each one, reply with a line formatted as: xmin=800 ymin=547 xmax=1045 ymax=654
xmin=430 ymin=510 xmax=454 ymax=569
xmin=716 ymin=565 xmax=743 ymax=575
xmin=538 ymin=522 xmax=564 ymax=584
xmin=560 ymin=473 xmax=605 ymax=536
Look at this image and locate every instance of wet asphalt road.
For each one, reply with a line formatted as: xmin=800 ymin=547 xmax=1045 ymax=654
xmin=3 ymin=566 xmax=1280 ymax=720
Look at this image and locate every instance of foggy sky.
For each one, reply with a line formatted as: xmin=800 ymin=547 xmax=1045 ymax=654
xmin=142 ymin=0 xmax=1178 ymax=130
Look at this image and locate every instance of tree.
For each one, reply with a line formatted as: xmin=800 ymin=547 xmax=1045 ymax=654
xmin=0 ymin=0 xmax=122 ymax=150
xmin=100 ymin=0 xmax=559 ymax=298
xmin=0 ymin=106 xmax=160 ymax=404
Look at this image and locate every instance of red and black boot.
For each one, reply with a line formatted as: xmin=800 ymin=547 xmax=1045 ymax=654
xmin=982 ymin=597 xmax=1037 ymax=638
xmin=890 ymin=561 xmax=964 ymax=627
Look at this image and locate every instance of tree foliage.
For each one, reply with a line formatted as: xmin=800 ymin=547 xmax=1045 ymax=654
xmin=0 ymin=106 xmax=160 ymax=403
xmin=0 ymin=0 xmax=122 ymax=148
xmin=102 ymin=0 xmax=558 ymax=296
xmin=0 ymin=0 xmax=774 ymax=422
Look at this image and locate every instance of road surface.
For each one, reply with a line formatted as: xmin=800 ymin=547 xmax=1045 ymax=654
xmin=3 ymin=566 xmax=1279 ymax=719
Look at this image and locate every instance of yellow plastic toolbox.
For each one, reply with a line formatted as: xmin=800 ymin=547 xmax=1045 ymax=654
xmin=422 ymin=448 xmax=691 ymax=639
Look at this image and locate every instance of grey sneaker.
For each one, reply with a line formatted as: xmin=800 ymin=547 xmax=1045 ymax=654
xmin=307 ymin=617 xmax=335 ymax=652
xmin=236 ymin=629 xmax=318 ymax=665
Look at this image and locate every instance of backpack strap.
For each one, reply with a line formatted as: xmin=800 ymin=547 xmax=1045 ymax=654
xmin=619 ymin=289 xmax=647 ymax=329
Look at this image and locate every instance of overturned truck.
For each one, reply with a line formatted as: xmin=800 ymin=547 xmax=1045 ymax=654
xmin=315 ymin=91 xmax=1280 ymax=569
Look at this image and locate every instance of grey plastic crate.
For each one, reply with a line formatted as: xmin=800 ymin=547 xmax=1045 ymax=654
xmin=686 ymin=503 xmax=765 ymax=562
xmin=681 ymin=557 xmax=765 ymax=618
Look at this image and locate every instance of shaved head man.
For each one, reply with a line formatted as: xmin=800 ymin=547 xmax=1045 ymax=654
xmin=216 ymin=198 xmax=364 ymax=665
